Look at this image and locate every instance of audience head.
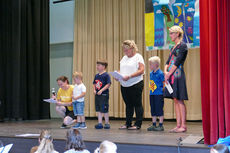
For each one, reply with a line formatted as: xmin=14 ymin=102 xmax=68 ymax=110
xmin=35 ymin=130 xmax=56 ymax=153
xmin=94 ymin=140 xmax=117 ymax=153
xmin=210 ymin=144 xmax=229 ymax=153
xmin=66 ymin=128 xmax=86 ymax=151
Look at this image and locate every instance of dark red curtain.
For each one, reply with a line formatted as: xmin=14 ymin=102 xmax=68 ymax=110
xmin=200 ymin=0 xmax=230 ymax=144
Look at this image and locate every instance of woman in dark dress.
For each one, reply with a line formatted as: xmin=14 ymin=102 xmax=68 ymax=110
xmin=164 ymin=26 xmax=188 ymax=133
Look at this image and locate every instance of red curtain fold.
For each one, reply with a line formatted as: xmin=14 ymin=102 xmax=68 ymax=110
xmin=200 ymin=0 xmax=230 ymax=144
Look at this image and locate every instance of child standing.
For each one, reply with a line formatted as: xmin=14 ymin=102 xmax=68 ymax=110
xmin=93 ymin=59 xmax=111 ymax=129
xmin=72 ymin=72 xmax=87 ymax=129
xmin=147 ymin=56 xmax=165 ymax=131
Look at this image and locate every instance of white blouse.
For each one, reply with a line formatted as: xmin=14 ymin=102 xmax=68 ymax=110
xmin=120 ymin=53 xmax=145 ymax=87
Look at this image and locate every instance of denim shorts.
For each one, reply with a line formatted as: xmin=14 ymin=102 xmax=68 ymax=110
xmin=72 ymin=101 xmax=85 ymax=116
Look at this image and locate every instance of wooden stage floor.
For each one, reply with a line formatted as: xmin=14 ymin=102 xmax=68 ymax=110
xmin=0 ymin=119 xmax=208 ymax=149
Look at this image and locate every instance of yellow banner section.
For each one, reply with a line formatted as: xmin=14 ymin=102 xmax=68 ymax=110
xmin=145 ymin=12 xmax=154 ymax=47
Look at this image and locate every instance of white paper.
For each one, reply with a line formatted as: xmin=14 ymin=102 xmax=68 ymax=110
xmin=109 ymin=71 xmax=124 ymax=81
xmin=15 ymin=133 xmax=40 ymax=137
xmin=165 ymin=81 xmax=173 ymax=94
xmin=0 ymin=144 xmax=13 ymax=153
xmin=43 ymin=98 xmax=57 ymax=103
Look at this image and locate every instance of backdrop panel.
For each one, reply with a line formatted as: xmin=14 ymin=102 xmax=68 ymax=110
xmin=73 ymin=0 xmax=201 ymax=120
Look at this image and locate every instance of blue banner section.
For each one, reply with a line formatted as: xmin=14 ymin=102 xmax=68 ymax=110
xmin=172 ymin=3 xmax=187 ymax=43
xmin=193 ymin=11 xmax=200 ymax=46
xmin=184 ymin=1 xmax=195 ymax=43
xmin=154 ymin=5 xmax=165 ymax=46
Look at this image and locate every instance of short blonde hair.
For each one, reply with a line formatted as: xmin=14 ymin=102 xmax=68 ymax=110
xmin=122 ymin=40 xmax=138 ymax=52
xmin=149 ymin=56 xmax=161 ymax=66
xmin=169 ymin=25 xmax=184 ymax=42
xmin=94 ymin=140 xmax=117 ymax=153
xmin=72 ymin=72 xmax=83 ymax=80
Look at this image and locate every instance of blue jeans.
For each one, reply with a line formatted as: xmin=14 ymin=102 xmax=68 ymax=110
xmin=72 ymin=101 xmax=85 ymax=116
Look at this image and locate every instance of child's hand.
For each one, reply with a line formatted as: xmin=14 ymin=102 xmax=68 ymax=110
xmin=72 ymin=95 xmax=77 ymax=100
xmin=94 ymin=90 xmax=97 ymax=95
xmin=97 ymin=90 xmax=102 ymax=95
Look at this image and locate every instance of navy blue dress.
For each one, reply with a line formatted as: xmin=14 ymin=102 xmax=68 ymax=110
xmin=164 ymin=42 xmax=188 ymax=100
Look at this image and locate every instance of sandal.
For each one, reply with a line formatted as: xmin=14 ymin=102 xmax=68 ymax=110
xmin=127 ymin=126 xmax=140 ymax=130
xmin=169 ymin=126 xmax=180 ymax=133
xmin=174 ymin=127 xmax=187 ymax=133
xmin=119 ymin=125 xmax=127 ymax=130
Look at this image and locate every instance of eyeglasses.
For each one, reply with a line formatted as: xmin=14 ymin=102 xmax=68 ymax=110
xmin=169 ymin=32 xmax=175 ymax=35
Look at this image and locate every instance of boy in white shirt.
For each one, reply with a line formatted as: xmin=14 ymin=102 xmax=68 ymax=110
xmin=72 ymin=72 xmax=87 ymax=129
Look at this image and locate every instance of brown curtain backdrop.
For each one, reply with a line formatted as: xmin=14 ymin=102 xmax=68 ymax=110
xmin=73 ymin=0 xmax=201 ymax=120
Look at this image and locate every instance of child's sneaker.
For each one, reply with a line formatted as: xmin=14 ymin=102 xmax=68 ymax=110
xmin=73 ymin=122 xmax=81 ymax=129
xmin=104 ymin=124 xmax=110 ymax=129
xmin=95 ymin=123 xmax=103 ymax=129
xmin=154 ymin=125 xmax=164 ymax=131
xmin=60 ymin=123 xmax=67 ymax=129
xmin=147 ymin=125 xmax=157 ymax=131
xmin=79 ymin=122 xmax=87 ymax=129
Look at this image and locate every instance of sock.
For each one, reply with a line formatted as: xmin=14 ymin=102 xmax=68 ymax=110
xmin=159 ymin=123 xmax=163 ymax=127
xmin=153 ymin=122 xmax=156 ymax=126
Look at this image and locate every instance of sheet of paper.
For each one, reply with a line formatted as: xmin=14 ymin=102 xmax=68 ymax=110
xmin=43 ymin=98 xmax=57 ymax=103
xmin=109 ymin=71 xmax=123 ymax=81
xmin=0 ymin=144 xmax=13 ymax=153
xmin=15 ymin=133 xmax=40 ymax=137
xmin=165 ymin=81 xmax=173 ymax=94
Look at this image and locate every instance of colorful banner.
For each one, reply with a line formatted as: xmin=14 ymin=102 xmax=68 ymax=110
xmin=184 ymin=1 xmax=195 ymax=43
xmin=161 ymin=5 xmax=174 ymax=45
xmin=172 ymin=3 xmax=187 ymax=43
xmin=154 ymin=4 xmax=165 ymax=46
xmin=144 ymin=0 xmax=199 ymax=50
xmin=175 ymin=0 xmax=194 ymax=2
xmin=193 ymin=11 xmax=200 ymax=46
xmin=145 ymin=13 xmax=155 ymax=48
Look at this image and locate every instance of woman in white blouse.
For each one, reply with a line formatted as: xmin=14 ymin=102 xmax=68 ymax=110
xmin=116 ymin=40 xmax=145 ymax=130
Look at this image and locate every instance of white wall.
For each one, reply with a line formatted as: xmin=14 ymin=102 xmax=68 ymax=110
xmin=50 ymin=0 xmax=75 ymax=44
xmin=49 ymin=0 xmax=75 ymax=118
xmin=50 ymin=43 xmax=73 ymax=118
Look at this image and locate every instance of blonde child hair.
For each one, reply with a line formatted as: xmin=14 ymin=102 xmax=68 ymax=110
xmin=149 ymin=56 xmax=161 ymax=66
xmin=35 ymin=130 xmax=58 ymax=153
xmin=94 ymin=140 xmax=117 ymax=153
xmin=122 ymin=40 xmax=138 ymax=52
xmin=72 ymin=72 xmax=83 ymax=80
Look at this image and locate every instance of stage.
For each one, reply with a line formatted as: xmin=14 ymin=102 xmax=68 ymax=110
xmin=0 ymin=119 xmax=209 ymax=153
